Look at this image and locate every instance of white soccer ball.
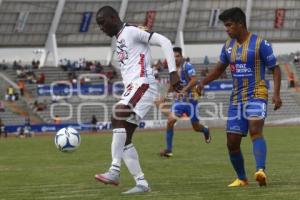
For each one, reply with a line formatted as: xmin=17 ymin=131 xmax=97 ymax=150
xmin=54 ymin=127 xmax=81 ymax=152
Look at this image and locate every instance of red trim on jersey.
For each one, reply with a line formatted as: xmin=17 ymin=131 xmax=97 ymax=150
xmin=139 ymin=54 xmax=145 ymax=77
xmin=129 ymin=83 xmax=149 ymax=108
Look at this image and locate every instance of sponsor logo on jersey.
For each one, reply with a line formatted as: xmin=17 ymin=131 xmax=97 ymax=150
xmin=116 ymin=39 xmax=128 ymax=66
xmin=230 ymin=63 xmax=252 ymax=73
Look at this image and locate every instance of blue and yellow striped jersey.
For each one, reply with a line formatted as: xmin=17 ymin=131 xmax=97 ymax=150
xmin=178 ymin=62 xmax=198 ymax=100
xmin=219 ymin=33 xmax=277 ymax=104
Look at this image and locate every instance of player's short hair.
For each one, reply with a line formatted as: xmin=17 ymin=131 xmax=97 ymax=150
xmin=173 ymin=47 xmax=182 ymax=56
xmin=219 ymin=7 xmax=247 ymax=28
xmin=96 ymin=5 xmax=119 ymax=18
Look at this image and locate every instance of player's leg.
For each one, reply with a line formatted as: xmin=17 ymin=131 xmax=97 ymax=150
xmin=189 ymin=100 xmax=211 ymax=143
xmin=121 ymin=79 xmax=156 ymax=194
xmin=249 ymin=119 xmax=267 ymax=186
xmin=246 ymin=99 xmax=268 ymax=186
xmin=227 ymin=133 xmax=248 ymax=187
xmin=122 ymin=121 xmax=150 ymax=194
xmin=95 ymin=104 xmax=132 ymax=186
xmin=249 ymin=120 xmax=265 ymax=170
xmin=191 ymin=122 xmax=211 ymax=143
xmin=160 ymin=113 xmax=177 ymax=157
xmin=226 ymin=104 xmax=248 ymax=187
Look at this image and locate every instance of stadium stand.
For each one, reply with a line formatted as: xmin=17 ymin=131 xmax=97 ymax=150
xmin=1 ymin=0 xmax=299 ymax=47
xmin=0 ymin=0 xmax=57 ymax=46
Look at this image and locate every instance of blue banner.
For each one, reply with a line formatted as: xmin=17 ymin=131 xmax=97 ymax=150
xmin=37 ymin=84 xmax=105 ymax=96
xmin=203 ymin=80 xmax=270 ymax=91
xmin=80 ymin=12 xmax=93 ymax=32
xmin=204 ymin=80 xmax=233 ymax=91
xmin=5 ymin=122 xmax=146 ymax=133
xmin=37 ymin=81 xmax=270 ymax=96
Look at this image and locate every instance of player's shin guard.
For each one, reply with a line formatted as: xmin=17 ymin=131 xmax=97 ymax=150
xmin=229 ymin=151 xmax=247 ymax=180
xmin=110 ymin=128 xmax=127 ymax=172
xmin=123 ymin=143 xmax=149 ymax=187
xmin=166 ymin=128 xmax=174 ymax=152
xmin=252 ymin=137 xmax=267 ymax=170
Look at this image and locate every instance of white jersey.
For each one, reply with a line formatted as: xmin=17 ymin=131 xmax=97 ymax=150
xmin=114 ymin=24 xmax=177 ymax=121
xmin=116 ymin=24 xmax=156 ymax=86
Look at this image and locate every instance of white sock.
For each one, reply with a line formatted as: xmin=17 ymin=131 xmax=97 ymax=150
xmin=109 ymin=128 xmax=127 ymax=172
xmin=123 ymin=143 xmax=149 ymax=187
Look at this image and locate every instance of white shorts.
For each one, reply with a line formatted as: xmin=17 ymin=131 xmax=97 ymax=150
xmin=118 ymin=77 xmax=158 ymax=124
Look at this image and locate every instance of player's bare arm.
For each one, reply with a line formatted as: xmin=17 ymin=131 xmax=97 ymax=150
xmin=196 ymin=62 xmax=228 ymax=95
xmin=270 ymin=65 xmax=282 ymax=110
xmin=181 ymin=76 xmax=197 ymax=94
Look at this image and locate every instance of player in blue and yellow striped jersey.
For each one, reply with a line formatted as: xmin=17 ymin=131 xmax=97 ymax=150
xmin=160 ymin=47 xmax=211 ymax=157
xmin=196 ymin=7 xmax=282 ymax=187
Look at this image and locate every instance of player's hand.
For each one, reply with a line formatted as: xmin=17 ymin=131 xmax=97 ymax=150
xmin=169 ymin=71 xmax=183 ymax=92
xmin=196 ymin=82 xmax=204 ymax=96
xmin=272 ymin=95 xmax=282 ymax=110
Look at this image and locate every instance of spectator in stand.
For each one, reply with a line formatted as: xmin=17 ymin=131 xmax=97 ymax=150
xmin=36 ymin=60 xmax=40 ymax=69
xmin=96 ymin=62 xmax=103 ymax=73
xmin=90 ymin=62 xmax=96 ymax=73
xmin=0 ymin=60 xmax=8 ymax=70
xmin=59 ymin=59 xmax=68 ymax=71
xmin=26 ymin=71 xmax=37 ymax=84
xmin=32 ymin=60 xmax=36 ymax=69
xmin=91 ymin=115 xmax=98 ymax=132
xmin=0 ymin=118 xmax=7 ymax=138
xmin=16 ymin=67 xmax=26 ymax=78
xmin=204 ymin=55 xmax=210 ymax=65
xmin=79 ymin=58 xmax=84 ymax=69
xmin=28 ymin=62 xmax=33 ymax=73
xmin=37 ymin=72 xmax=45 ymax=84
xmin=14 ymin=92 xmax=19 ymax=101
xmin=294 ymin=54 xmax=299 ymax=64
xmin=6 ymin=87 xmax=15 ymax=101
xmin=18 ymin=80 xmax=25 ymax=96
xmin=85 ymin=61 xmax=91 ymax=71
xmin=66 ymin=60 xmax=71 ymax=70
xmin=33 ymin=100 xmax=47 ymax=112
xmin=0 ymin=101 xmax=5 ymax=112
xmin=13 ymin=60 xmax=19 ymax=70
xmin=106 ymin=69 xmax=114 ymax=80
xmin=68 ymin=71 xmax=77 ymax=84
xmin=74 ymin=61 xmax=81 ymax=70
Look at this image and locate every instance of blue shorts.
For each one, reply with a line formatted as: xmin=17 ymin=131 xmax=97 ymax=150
xmin=171 ymin=99 xmax=199 ymax=123
xmin=226 ymin=99 xmax=267 ymax=136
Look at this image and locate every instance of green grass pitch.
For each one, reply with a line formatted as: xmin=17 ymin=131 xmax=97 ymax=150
xmin=0 ymin=126 xmax=300 ymax=200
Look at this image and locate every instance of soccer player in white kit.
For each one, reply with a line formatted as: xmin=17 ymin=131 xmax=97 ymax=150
xmin=95 ymin=6 xmax=182 ymax=194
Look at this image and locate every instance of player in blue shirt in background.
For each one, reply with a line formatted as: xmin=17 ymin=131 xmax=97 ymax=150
xmin=196 ymin=7 xmax=282 ymax=187
xmin=160 ymin=47 xmax=211 ymax=157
